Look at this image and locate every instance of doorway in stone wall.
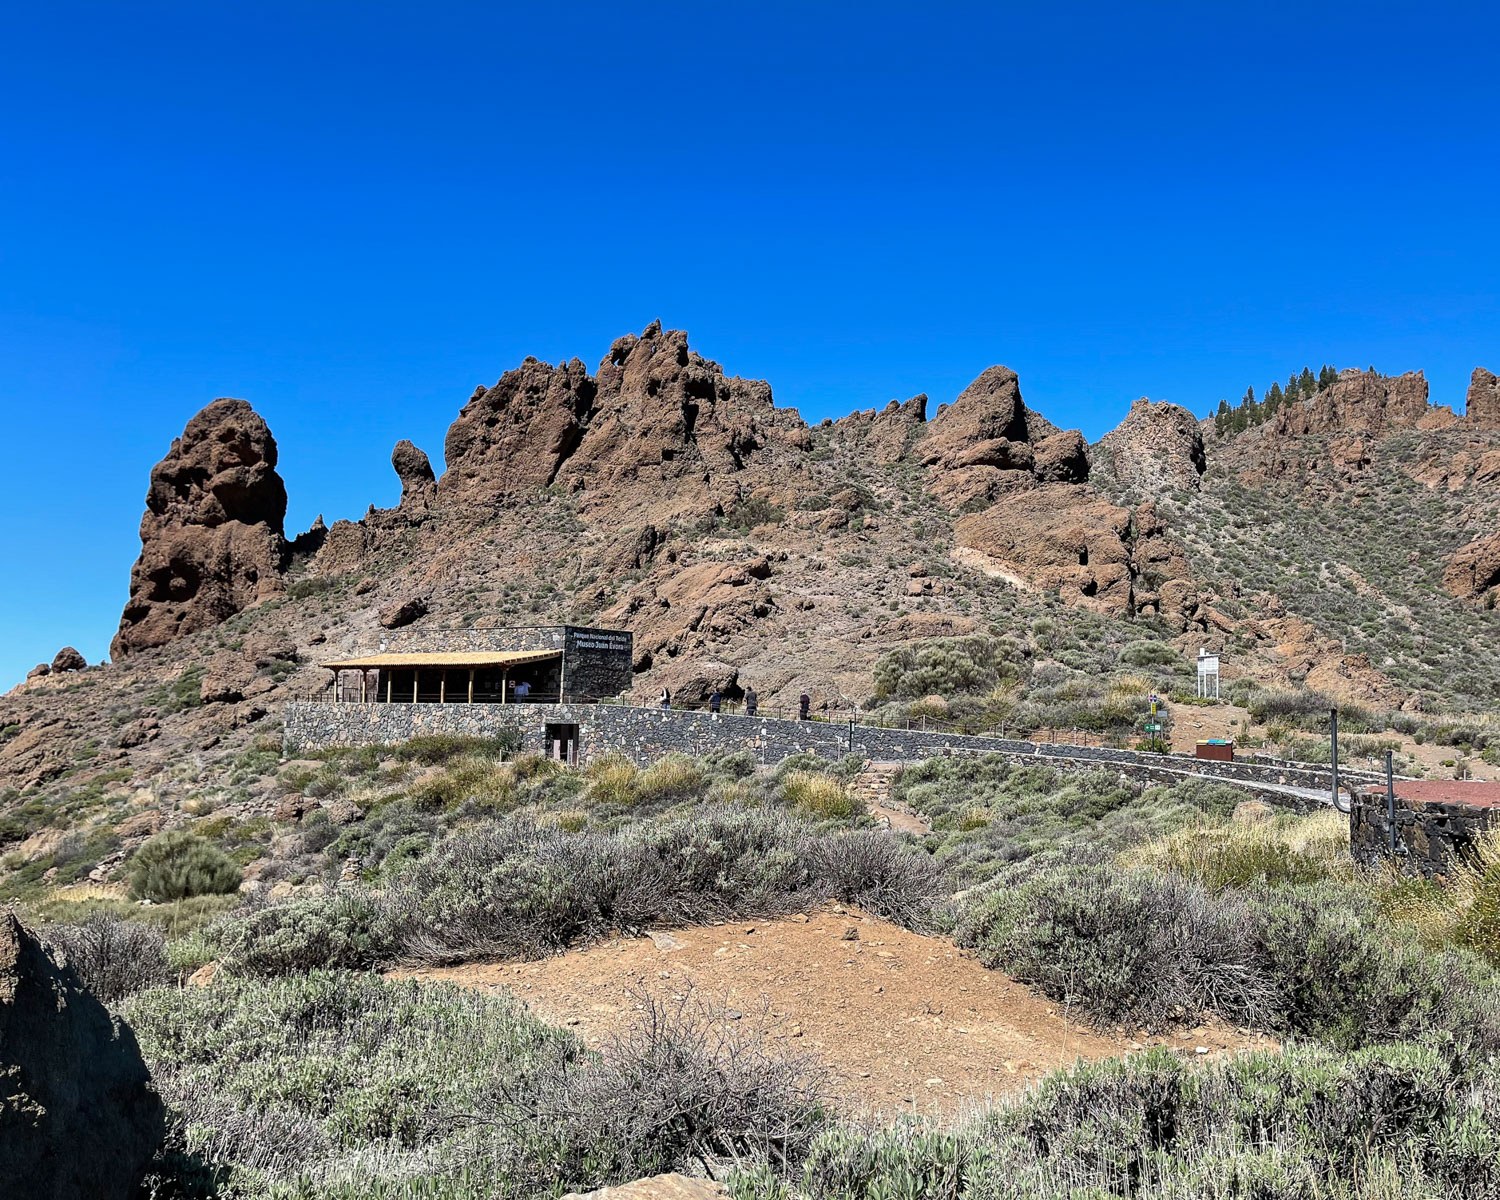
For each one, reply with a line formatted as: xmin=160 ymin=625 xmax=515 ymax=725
xmin=545 ymin=723 xmax=580 ymax=765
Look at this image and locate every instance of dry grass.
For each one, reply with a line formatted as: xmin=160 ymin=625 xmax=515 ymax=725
xmin=1126 ymin=810 xmax=1352 ymax=892
xmin=781 ymin=770 xmax=856 ymax=821
xmin=1384 ymin=829 xmax=1500 ymax=966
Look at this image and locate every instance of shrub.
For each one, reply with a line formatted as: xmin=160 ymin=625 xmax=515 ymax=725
xmin=126 ymin=971 xmax=828 ymax=1198
xmin=128 ymin=831 xmax=241 ymax=902
xmin=40 ymin=913 xmax=172 ymax=1002
xmin=955 ymin=860 xmax=1273 ymax=1026
xmin=872 ymin=635 xmax=1022 ymax=700
xmin=210 ymin=890 xmax=393 ymax=976
xmin=781 ymin=770 xmax=855 ymax=821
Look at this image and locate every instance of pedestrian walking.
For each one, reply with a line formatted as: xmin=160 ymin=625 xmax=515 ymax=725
xmin=659 ymin=687 xmax=671 ymax=709
xmin=709 ymin=689 xmax=722 ymax=715
xmin=744 ymin=686 xmax=758 ymax=716
xmin=799 ymin=691 xmax=811 ymax=721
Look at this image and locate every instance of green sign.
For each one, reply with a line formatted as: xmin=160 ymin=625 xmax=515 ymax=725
xmin=1144 ymin=723 xmax=1162 ymax=732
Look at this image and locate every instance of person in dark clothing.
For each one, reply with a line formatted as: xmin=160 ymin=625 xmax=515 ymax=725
xmin=659 ymin=687 xmax=671 ymax=709
xmin=799 ymin=691 xmax=811 ymax=721
xmin=744 ymin=686 xmax=758 ymax=716
xmin=709 ymin=689 xmax=722 ymax=714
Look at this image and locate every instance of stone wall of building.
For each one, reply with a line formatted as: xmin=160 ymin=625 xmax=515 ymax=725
xmin=1351 ymin=789 xmax=1499 ymax=878
xmin=563 ymin=627 xmax=634 ymax=702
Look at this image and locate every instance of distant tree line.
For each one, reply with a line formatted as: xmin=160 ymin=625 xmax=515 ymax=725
xmin=1213 ymin=365 xmax=1339 ymax=436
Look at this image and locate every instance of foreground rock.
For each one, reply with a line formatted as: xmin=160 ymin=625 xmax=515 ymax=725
xmin=112 ymin=398 xmax=288 ymax=656
xmin=0 ymin=912 xmax=163 ymax=1198
xmin=562 ymin=1174 xmax=725 ymax=1200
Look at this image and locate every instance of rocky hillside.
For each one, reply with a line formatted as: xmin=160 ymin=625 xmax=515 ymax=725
xmin=4 ymin=327 xmax=1499 ymax=809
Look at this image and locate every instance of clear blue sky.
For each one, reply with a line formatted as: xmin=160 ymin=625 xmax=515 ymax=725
xmin=3 ymin=2 xmax=1498 ymax=687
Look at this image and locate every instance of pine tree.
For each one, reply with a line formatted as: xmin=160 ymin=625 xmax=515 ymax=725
xmin=1299 ymin=367 xmax=1315 ymax=396
xmin=1319 ymin=365 xmax=1336 ymax=390
xmin=1265 ymin=381 xmax=1283 ymax=419
xmin=1215 ymin=398 xmax=1230 ymax=435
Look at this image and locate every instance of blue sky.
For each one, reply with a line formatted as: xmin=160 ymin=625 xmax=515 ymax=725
xmin=2 ymin=2 xmax=1498 ymax=686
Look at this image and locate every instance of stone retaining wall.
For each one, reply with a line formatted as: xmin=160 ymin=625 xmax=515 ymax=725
xmin=284 ymin=701 xmax=1354 ymax=810
xmin=1351 ymin=790 xmax=1499 ymax=878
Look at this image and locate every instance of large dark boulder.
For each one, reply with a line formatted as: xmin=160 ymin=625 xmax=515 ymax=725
xmin=0 ymin=913 xmax=163 ymax=1198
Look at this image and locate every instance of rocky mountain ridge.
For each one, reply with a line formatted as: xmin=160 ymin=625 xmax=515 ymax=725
xmin=4 ymin=328 xmax=1499 ymax=800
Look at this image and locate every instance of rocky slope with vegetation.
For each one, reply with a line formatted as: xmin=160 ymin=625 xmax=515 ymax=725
xmin=5 ymin=325 xmax=1500 ymax=1196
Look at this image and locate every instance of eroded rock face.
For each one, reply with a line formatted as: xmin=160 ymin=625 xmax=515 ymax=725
xmin=954 ymin=487 xmax=1200 ymax=627
xmin=830 ymin=395 xmax=928 ymax=465
xmin=1273 ymin=368 xmax=1439 ymax=437
xmin=555 ymin=322 xmax=810 ymax=521
xmin=1096 ymin=398 xmax=1207 ymax=494
xmin=0 ymin=912 xmax=164 ymax=1199
xmin=1444 ymin=533 xmax=1500 ymax=605
xmin=441 ymin=358 xmax=596 ymax=503
xmin=391 ymin=440 xmax=437 ymax=511
xmin=113 ymin=398 xmax=287 ymax=656
xmin=50 ymin=647 xmax=87 ymax=673
xmin=919 ymin=366 xmax=1077 ymax=507
xmin=605 ymin=555 xmax=778 ymax=672
xmin=1467 ymin=367 xmax=1500 ymax=430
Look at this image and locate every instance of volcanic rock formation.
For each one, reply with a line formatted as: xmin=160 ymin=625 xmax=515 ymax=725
xmin=1272 ymin=368 xmax=1447 ymax=437
xmin=1445 ymin=533 xmax=1500 ymax=606
xmin=1467 ymin=367 xmax=1500 ymax=430
xmin=391 ymin=440 xmax=437 ymax=512
xmin=0 ymin=913 xmax=164 ymax=1198
xmin=919 ymin=366 xmax=1072 ymax=507
xmin=1095 ymin=398 xmax=1207 ymax=494
xmin=113 ymin=398 xmax=288 ymax=655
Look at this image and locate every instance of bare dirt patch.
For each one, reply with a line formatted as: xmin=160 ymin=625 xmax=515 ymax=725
xmin=395 ymin=908 xmax=1271 ymax=1115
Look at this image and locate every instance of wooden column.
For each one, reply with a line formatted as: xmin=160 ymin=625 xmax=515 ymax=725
xmin=468 ymin=668 xmax=475 ymax=704
xmin=440 ymin=671 xmax=447 ymax=704
xmin=501 ymin=669 xmax=508 ymax=705
xmin=360 ymin=672 xmax=367 ymax=703
xmin=333 ymin=670 xmax=340 ymax=703
xmin=413 ymin=670 xmax=419 ymax=704
xmin=386 ymin=672 xmax=392 ymax=703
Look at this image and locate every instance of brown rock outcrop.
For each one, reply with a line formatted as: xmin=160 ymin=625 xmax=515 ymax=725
xmin=606 ymin=555 xmax=777 ymax=670
xmin=1466 ymin=367 xmax=1500 ymax=430
xmin=1272 ymin=368 xmax=1437 ymax=437
xmin=441 ymin=356 xmax=597 ymax=503
xmin=919 ymin=366 xmax=1079 ymax=507
xmin=391 ymin=440 xmax=437 ymax=511
xmin=555 ymin=322 xmax=810 ymax=521
xmin=954 ymin=487 xmax=1199 ymax=626
xmin=1096 ymin=399 xmax=1207 ymax=493
xmin=378 ymin=594 xmax=430 ymax=629
xmin=50 ymin=646 xmax=87 ymax=673
xmin=0 ymin=913 xmax=164 ymax=1199
xmin=1444 ymin=533 xmax=1500 ymax=606
xmin=113 ymin=398 xmax=287 ymax=656
xmin=26 ymin=663 xmax=49 ymax=679
xmin=831 ymin=395 xmax=928 ymax=465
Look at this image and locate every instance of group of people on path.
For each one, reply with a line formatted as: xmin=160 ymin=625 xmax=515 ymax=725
xmin=656 ymin=685 xmax=812 ymax=720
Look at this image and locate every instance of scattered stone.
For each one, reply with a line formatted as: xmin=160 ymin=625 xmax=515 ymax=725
xmin=841 ymin=927 xmax=860 ymax=941
xmin=321 ymin=796 xmax=364 ymax=826
xmin=0 ymin=913 xmax=164 ymax=1199
xmin=116 ymin=717 xmax=161 ymax=749
xmin=378 ymin=594 xmax=429 ymax=629
xmin=26 ymin=663 xmax=50 ymax=679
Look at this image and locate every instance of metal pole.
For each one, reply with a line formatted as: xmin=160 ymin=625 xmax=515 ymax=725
xmin=1330 ymin=708 xmax=1350 ymax=813
xmin=1386 ymin=748 xmax=1397 ymax=857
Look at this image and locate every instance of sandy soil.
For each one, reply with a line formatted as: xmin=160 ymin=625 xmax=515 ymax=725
xmin=395 ymin=908 xmax=1272 ymax=1115
xmin=1165 ymin=701 xmax=1251 ymax=754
